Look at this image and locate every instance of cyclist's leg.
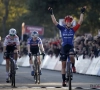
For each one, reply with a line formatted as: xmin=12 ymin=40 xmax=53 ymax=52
xmin=60 ymin=46 xmax=67 ymax=86
xmin=6 ymin=58 xmax=10 ymax=81
xmin=37 ymin=55 xmax=42 ymax=75
xmin=13 ymin=48 xmax=19 ymax=69
xmin=5 ymin=46 xmax=10 ymax=81
xmin=29 ymin=55 xmax=34 ymax=75
xmin=70 ymin=49 xmax=76 ymax=73
xmin=61 ymin=61 xmax=67 ymax=86
xmin=29 ymin=48 xmax=34 ymax=76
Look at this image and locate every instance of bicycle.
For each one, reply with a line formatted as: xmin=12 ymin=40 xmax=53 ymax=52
xmin=60 ymin=52 xmax=78 ymax=90
xmin=4 ymin=52 xmax=17 ymax=87
xmin=32 ymin=53 xmax=44 ymax=84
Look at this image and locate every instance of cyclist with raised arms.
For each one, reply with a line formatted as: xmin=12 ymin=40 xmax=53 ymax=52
xmin=27 ymin=31 xmax=45 ymax=76
xmin=48 ymin=6 xmax=86 ymax=86
xmin=3 ymin=28 xmax=20 ymax=82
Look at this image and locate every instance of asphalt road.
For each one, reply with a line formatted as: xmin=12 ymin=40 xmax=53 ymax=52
xmin=0 ymin=65 xmax=100 ymax=90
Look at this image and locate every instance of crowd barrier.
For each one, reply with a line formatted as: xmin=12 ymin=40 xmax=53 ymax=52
xmin=42 ymin=55 xmax=100 ymax=76
xmin=0 ymin=53 xmax=100 ymax=76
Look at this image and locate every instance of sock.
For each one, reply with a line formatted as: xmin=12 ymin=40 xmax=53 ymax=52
xmin=13 ymin=60 xmax=15 ymax=64
xmin=30 ymin=64 xmax=34 ymax=71
xmin=6 ymin=72 xmax=9 ymax=78
xmin=72 ymin=63 xmax=74 ymax=68
xmin=62 ymin=74 xmax=66 ymax=82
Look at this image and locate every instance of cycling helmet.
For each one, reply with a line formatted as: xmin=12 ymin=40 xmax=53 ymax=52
xmin=31 ymin=31 xmax=39 ymax=38
xmin=9 ymin=28 xmax=16 ymax=36
xmin=64 ymin=15 xmax=73 ymax=22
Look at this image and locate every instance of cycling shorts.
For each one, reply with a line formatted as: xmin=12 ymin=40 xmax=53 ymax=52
xmin=6 ymin=45 xmax=17 ymax=59
xmin=30 ymin=46 xmax=40 ymax=55
xmin=60 ymin=44 xmax=74 ymax=61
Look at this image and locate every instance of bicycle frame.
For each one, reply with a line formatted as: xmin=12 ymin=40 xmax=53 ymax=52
xmin=32 ymin=53 xmax=43 ymax=84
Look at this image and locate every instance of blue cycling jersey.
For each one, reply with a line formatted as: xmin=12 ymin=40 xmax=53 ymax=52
xmin=27 ymin=37 xmax=42 ymax=46
xmin=57 ymin=24 xmax=75 ymax=46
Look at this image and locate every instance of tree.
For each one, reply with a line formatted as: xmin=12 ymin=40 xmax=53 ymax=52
xmin=2 ymin=0 xmax=9 ymax=37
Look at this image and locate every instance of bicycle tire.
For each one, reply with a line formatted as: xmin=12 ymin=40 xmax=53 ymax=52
xmin=34 ymin=58 xmax=38 ymax=84
xmin=37 ymin=63 xmax=40 ymax=84
xmin=33 ymin=66 xmax=36 ymax=83
xmin=68 ymin=62 xmax=72 ymax=90
xmin=11 ymin=61 xmax=16 ymax=87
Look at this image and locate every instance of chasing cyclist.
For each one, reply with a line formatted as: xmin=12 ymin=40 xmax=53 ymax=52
xmin=27 ymin=31 xmax=45 ymax=76
xmin=3 ymin=28 xmax=20 ymax=82
xmin=48 ymin=6 xmax=86 ymax=86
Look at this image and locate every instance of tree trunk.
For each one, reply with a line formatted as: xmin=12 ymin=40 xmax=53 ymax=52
xmin=2 ymin=0 xmax=9 ymax=38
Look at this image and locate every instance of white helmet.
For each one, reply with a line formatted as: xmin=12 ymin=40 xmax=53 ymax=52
xmin=9 ymin=28 xmax=16 ymax=36
xmin=31 ymin=31 xmax=39 ymax=38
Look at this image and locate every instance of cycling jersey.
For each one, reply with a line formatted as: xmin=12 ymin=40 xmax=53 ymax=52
xmin=57 ymin=24 xmax=80 ymax=46
xmin=27 ymin=37 xmax=42 ymax=54
xmin=3 ymin=35 xmax=20 ymax=46
xmin=27 ymin=37 xmax=42 ymax=46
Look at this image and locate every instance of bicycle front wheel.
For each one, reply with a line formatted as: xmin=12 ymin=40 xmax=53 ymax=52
xmin=11 ymin=61 xmax=15 ymax=87
xmin=37 ymin=64 xmax=40 ymax=84
xmin=67 ymin=62 xmax=72 ymax=90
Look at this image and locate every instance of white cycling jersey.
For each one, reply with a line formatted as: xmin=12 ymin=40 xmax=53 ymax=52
xmin=3 ymin=35 xmax=20 ymax=46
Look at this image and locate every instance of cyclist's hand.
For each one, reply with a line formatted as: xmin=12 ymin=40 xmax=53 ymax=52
xmin=81 ymin=6 xmax=86 ymax=14
xmin=18 ymin=51 xmax=21 ymax=58
xmin=18 ymin=53 xmax=21 ymax=58
xmin=28 ymin=52 xmax=32 ymax=57
xmin=48 ymin=7 xmax=53 ymax=15
xmin=3 ymin=52 xmax=6 ymax=59
xmin=42 ymin=52 xmax=45 ymax=59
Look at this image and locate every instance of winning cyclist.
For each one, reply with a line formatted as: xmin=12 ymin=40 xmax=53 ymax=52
xmin=27 ymin=31 xmax=45 ymax=76
xmin=48 ymin=6 xmax=86 ymax=86
xmin=3 ymin=28 xmax=20 ymax=82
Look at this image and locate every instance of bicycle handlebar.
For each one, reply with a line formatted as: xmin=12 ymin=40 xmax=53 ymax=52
xmin=4 ymin=52 xmax=17 ymax=55
xmin=32 ymin=53 xmax=45 ymax=56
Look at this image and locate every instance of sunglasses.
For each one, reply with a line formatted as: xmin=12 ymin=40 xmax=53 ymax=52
xmin=10 ymin=34 xmax=15 ymax=36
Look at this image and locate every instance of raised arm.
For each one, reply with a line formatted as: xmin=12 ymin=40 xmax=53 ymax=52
xmin=48 ymin=7 xmax=58 ymax=26
xmin=78 ymin=6 xmax=86 ymax=25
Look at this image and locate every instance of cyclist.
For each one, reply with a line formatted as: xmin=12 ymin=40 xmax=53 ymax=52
xmin=48 ymin=6 xmax=86 ymax=86
xmin=27 ymin=31 xmax=45 ymax=76
xmin=3 ymin=28 xmax=20 ymax=82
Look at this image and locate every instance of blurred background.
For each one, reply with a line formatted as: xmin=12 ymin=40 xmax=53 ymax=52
xmin=0 ymin=0 xmax=100 ymax=59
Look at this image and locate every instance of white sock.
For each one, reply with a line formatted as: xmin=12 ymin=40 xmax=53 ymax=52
xmin=6 ymin=72 xmax=9 ymax=78
xmin=30 ymin=64 xmax=34 ymax=71
xmin=13 ymin=60 xmax=15 ymax=64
